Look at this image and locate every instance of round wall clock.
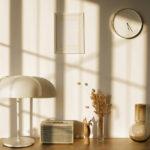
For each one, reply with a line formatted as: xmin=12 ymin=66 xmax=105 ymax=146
xmin=112 ymin=8 xmax=143 ymax=39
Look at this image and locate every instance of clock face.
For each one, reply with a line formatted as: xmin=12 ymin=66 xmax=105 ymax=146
xmin=112 ymin=9 xmax=143 ymax=39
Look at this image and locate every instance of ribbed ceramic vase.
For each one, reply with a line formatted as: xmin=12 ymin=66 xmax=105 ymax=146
xmin=129 ymin=104 xmax=150 ymax=142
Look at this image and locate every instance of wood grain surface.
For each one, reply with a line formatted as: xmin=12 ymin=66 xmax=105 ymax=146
xmin=0 ymin=138 xmax=150 ymax=150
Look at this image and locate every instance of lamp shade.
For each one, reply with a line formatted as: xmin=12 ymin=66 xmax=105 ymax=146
xmin=33 ymin=77 xmax=56 ymax=98
xmin=0 ymin=76 xmax=42 ymax=98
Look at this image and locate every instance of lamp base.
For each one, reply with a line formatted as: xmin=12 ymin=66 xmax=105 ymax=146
xmin=3 ymin=137 xmax=34 ymax=148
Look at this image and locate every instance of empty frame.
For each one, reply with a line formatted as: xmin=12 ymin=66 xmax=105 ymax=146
xmin=54 ymin=13 xmax=84 ymax=54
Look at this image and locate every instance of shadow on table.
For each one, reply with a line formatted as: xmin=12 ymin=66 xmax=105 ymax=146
xmin=74 ymin=120 xmax=84 ymax=139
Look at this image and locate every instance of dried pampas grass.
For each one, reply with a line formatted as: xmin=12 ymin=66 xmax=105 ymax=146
xmin=85 ymin=106 xmax=89 ymax=108
xmin=90 ymin=89 xmax=109 ymax=140
xmin=90 ymin=89 xmax=108 ymax=117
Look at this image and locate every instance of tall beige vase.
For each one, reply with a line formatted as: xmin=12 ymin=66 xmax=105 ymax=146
xmin=129 ymin=104 xmax=150 ymax=141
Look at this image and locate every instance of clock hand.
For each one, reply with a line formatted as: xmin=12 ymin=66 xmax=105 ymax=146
xmin=127 ymin=25 xmax=130 ymax=31
xmin=127 ymin=23 xmax=131 ymax=31
xmin=127 ymin=23 xmax=133 ymax=32
xmin=128 ymin=24 xmax=133 ymax=32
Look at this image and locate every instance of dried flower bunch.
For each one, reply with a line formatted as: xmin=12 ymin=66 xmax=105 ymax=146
xmin=85 ymin=106 xmax=89 ymax=109
xmin=90 ymin=89 xmax=108 ymax=117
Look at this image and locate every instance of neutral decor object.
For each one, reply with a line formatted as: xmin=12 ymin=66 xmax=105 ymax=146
xmin=40 ymin=120 xmax=74 ymax=144
xmin=0 ymin=76 xmax=42 ymax=148
xmin=112 ymin=8 xmax=143 ymax=39
xmin=83 ymin=118 xmax=92 ymax=145
xmin=129 ymin=104 xmax=150 ymax=142
xmin=54 ymin=13 xmax=84 ymax=54
xmin=90 ymin=89 xmax=108 ymax=142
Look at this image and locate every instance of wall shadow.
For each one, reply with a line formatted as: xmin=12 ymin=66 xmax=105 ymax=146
xmin=9 ymin=0 xmax=22 ymax=137
xmin=93 ymin=0 xmax=112 ymax=138
xmin=74 ymin=120 xmax=84 ymax=138
xmin=104 ymin=94 xmax=112 ymax=138
xmin=55 ymin=0 xmax=65 ymax=120
xmin=145 ymin=5 xmax=150 ymax=127
xmin=91 ymin=116 xmax=97 ymax=138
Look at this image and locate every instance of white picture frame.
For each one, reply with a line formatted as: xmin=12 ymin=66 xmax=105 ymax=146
xmin=54 ymin=13 xmax=84 ymax=54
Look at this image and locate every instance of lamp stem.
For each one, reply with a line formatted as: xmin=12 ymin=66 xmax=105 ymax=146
xmin=30 ymin=98 xmax=33 ymax=137
xmin=17 ymin=98 xmax=20 ymax=141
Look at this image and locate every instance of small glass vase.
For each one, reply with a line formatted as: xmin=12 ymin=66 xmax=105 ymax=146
xmin=97 ymin=116 xmax=104 ymax=142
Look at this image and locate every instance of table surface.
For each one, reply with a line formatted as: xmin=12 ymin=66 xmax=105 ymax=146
xmin=0 ymin=138 xmax=150 ymax=150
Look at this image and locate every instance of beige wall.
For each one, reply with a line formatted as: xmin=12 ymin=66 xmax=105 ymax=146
xmin=0 ymin=0 xmax=150 ymax=138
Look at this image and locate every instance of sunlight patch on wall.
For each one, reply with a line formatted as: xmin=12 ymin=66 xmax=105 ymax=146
xmin=64 ymin=67 xmax=81 ymax=120
xmin=22 ymin=0 xmax=37 ymax=53
xmin=38 ymin=98 xmax=55 ymax=119
xmin=112 ymin=41 xmax=127 ymax=80
xmin=110 ymin=81 xmax=127 ymax=137
xmin=84 ymin=1 xmax=100 ymax=57
xmin=0 ymin=45 xmax=9 ymax=78
xmin=0 ymin=0 xmax=10 ymax=45
xmin=82 ymin=71 xmax=99 ymax=122
xmin=65 ymin=55 xmax=81 ymax=65
xmin=32 ymin=98 xmax=56 ymax=137
xmin=22 ymin=52 xmax=37 ymax=76
xmin=0 ymin=3 xmax=10 ymax=135
xmin=39 ymin=0 xmax=55 ymax=58
xmin=33 ymin=98 xmax=40 ymax=116
xmin=129 ymin=30 xmax=147 ymax=86
xmin=22 ymin=111 xmax=30 ymax=136
xmin=0 ymin=98 xmax=9 ymax=106
xmin=64 ymin=0 xmax=81 ymax=12
xmin=22 ymin=98 xmax=30 ymax=112
xmin=0 ymin=102 xmax=10 ymax=137
xmin=82 ymin=54 xmax=99 ymax=73
xmin=22 ymin=98 xmax=30 ymax=136
xmin=64 ymin=55 xmax=99 ymax=122
xmin=32 ymin=98 xmax=41 ymax=137
xmin=33 ymin=115 xmax=43 ymax=137
xmin=39 ymin=58 xmax=55 ymax=81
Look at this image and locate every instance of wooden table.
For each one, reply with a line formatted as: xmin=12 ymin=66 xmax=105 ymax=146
xmin=0 ymin=138 xmax=150 ymax=150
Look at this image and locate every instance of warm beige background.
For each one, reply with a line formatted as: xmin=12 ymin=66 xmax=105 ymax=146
xmin=0 ymin=0 xmax=150 ymax=139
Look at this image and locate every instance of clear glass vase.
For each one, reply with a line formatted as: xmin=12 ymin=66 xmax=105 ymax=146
xmin=129 ymin=122 xmax=150 ymax=141
xmin=97 ymin=116 xmax=104 ymax=142
xmin=129 ymin=104 xmax=150 ymax=142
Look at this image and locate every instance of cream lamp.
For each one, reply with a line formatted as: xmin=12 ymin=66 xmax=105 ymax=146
xmin=0 ymin=76 xmax=42 ymax=148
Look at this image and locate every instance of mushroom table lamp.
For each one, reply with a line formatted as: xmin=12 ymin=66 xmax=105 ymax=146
xmin=0 ymin=76 xmax=42 ymax=148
